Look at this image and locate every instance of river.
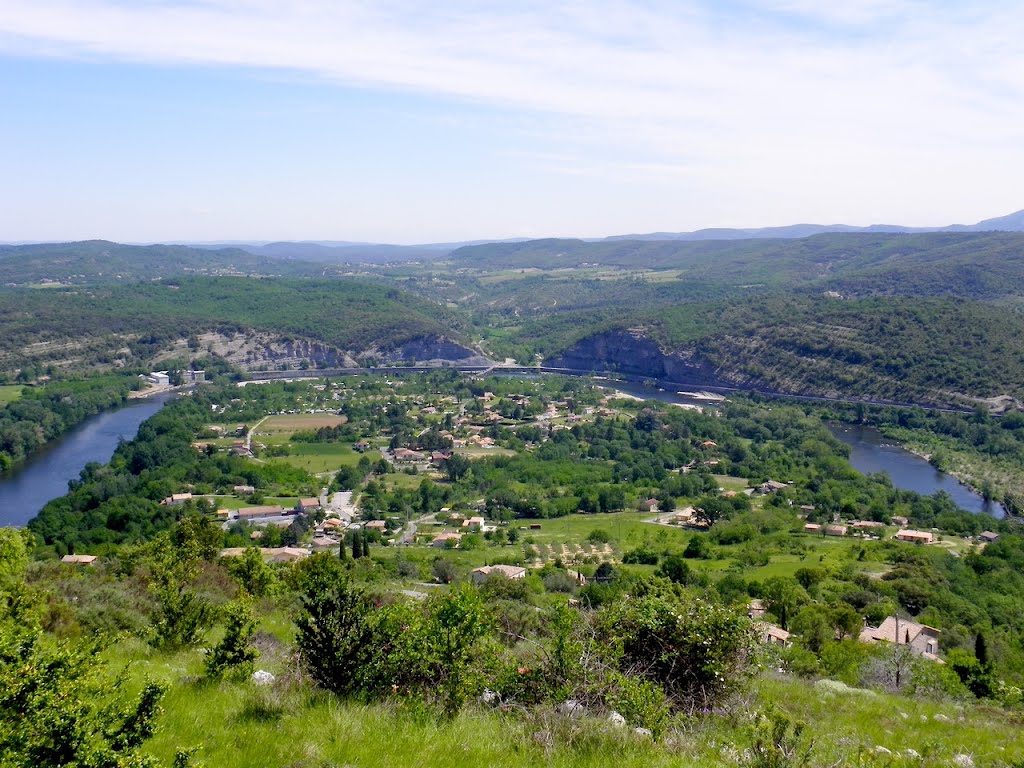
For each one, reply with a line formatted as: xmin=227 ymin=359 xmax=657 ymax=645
xmin=0 ymin=393 xmax=174 ymax=528
xmin=0 ymin=373 xmax=1002 ymax=529
xmin=828 ymin=424 xmax=1004 ymax=518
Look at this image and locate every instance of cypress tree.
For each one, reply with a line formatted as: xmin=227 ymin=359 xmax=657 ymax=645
xmin=351 ymin=531 xmax=363 ymax=559
xmin=362 ymin=535 xmax=370 ymax=559
xmin=338 ymin=535 xmax=348 ymax=561
xmin=975 ymin=631 xmax=989 ymax=667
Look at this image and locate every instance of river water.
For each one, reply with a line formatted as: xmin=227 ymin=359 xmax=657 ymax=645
xmin=0 ymin=393 xmax=173 ymax=528
xmin=828 ymin=423 xmax=1004 ymax=518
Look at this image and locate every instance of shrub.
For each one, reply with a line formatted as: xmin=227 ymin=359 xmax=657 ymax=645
xmin=227 ymin=547 xmax=276 ymax=597
xmin=587 ymin=529 xmax=612 ymax=544
xmin=622 ymin=548 xmax=659 ymax=565
xmin=744 ymin=706 xmax=815 ymax=768
xmin=206 ymin=599 xmax=259 ymax=681
xmin=602 ymin=590 xmax=754 ymax=712
xmin=607 ymin=672 xmax=671 ymax=739
xmin=683 ymin=535 xmax=712 ymax=559
xmin=907 ymin=655 xmax=972 ymax=701
xmin=424 ymin=585 xmax=492 ymax=716
xmin=658 ymin=554 xmax=692 ymax=585
xmin=0 ymin=623 xmax=167 ymax=768
xmin=294 ymin=563 xmax=375 ymax=697
xmin=542 ymin=570 xmax=579 ymax=594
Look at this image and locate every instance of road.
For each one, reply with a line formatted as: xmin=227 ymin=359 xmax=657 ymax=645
xmin=399 ymin=512 xmax=436 ymax=545
xmin=245 ymin=415 xmax=269 ymax=453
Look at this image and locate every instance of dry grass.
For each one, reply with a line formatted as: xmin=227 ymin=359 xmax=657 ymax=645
xmin=261 ymin=414 xmax=347 ymax=431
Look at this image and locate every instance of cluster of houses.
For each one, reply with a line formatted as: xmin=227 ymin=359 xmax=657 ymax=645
xmin=802 ymin=518 xmax=1001 ymax=546
xmin=749 ymin=599 xmax=943 ymax=661
xmin=470 ymin=564 xmax=527 ymax=585
xmin=426 ymin=511 xmax=499 ymax=548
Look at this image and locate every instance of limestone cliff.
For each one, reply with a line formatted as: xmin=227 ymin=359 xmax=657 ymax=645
xmin=547 ymin=329 xmax=731 ymax=387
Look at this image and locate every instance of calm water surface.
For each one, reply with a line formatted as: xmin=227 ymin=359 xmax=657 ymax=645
xmin=828 ymin=423 xmax=1004 ymax=518
xmin=0 ymin=393 xmax=173 ymax=527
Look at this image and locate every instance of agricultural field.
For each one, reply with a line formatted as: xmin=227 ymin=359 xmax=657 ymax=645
xmin=0 ymin=385 xmax=24 ymax=405
xmin=273 ymin=442 xmax=367 ymax=473
xmin=259 ymin=413 xmax=348 ymax=432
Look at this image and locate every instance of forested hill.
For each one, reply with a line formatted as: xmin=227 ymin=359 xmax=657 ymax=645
xmin=0 ymin=240 xmax=327 ymax=285
xmin=0 ymin=278 xmax=476 ymax=378
xmin=450 ymin=231 xmax=1024 ymax=299
xmin=506 ymin=293 xmax=1024 ymax=408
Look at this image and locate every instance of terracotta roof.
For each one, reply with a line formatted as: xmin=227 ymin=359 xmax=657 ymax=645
xmin=61 ymin=554 xmax=97 ymax=565
xmin=472 ymin=564 xmax=526 ymax=579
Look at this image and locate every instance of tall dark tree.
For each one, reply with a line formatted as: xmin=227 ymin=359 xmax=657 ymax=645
xmin=975 ymin=631 xmax=990 ymax=667
xmin=351 ymin=531 xmax=363 ymax=559
xmin=295 ymin=558 xmax=373 ymax=696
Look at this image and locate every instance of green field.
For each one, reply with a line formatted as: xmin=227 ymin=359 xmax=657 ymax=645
xmin=0 ymin=385 xmax=24 ymax=405
xmin=274 ymin=442 xmax=366 ymax=473
xmin=513 ymin=512 xmax=688 ymax=552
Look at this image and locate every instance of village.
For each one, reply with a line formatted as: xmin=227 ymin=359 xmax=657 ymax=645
xmin=75 ymin=372 xmax=995 ymax=668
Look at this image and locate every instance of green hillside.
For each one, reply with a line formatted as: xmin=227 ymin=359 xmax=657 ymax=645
xmin=0 ymin=240 xmax=325 ymax=285
xmin=450 ymin=231 xmax=1024 ymax=299
xmin=0 ymin=277 xmax=470 ymax=378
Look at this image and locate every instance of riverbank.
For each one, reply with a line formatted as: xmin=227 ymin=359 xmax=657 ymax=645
xmin=828 ymin=423 xmax=1006 ymax=518
xmin=128 ymin=382 xmax=178 ymax=399
xmin=879 ymin=425 xmax=1019 ymax=514
xmin=0 ymin=392 xmax=174 ymax=527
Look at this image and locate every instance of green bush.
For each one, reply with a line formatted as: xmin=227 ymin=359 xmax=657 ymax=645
xmin=607 ymin=672 xmax=671 ymax=739
xmin=745 ymin=705 xmax=814 ymax=768
xmin=601 ymin=590 xmax=754 ymax=712
xmin=294 ymin=557 xmax=375 ymax=697
xmin=0 ymin=623 xmax=167 ymax=768
xmin=206 ymin=599 xmax=259 ymax=681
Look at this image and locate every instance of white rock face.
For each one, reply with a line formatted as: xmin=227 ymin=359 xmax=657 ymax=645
xmin=251 ymin=670 xmax=276 ymax=686
xmin=557 ymin=699 xmax=585 ymax=718
xmin=633 ymin=727 xmax=653 ymax=738
xmin=607 ymin=711 xmax=626 ymax=727
xmin=952 ymin=755 xmax=975 ymax=768
xmin=478 ymin=689 xmax=498 ymax=705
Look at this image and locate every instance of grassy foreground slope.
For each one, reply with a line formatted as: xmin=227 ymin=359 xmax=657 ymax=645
xmin=132 ymin=642 xmax=1023 ymax=767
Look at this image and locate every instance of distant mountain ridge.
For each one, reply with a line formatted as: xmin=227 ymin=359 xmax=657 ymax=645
xmin=604 ymin=208 xmax=1024 ymax=241
xmin=174 ymin=207 xmax=1024 ymax=256
xmin=0 ymin=239 xmax=326 ymax=284
xmin=2 ymin=209 xmax=1021 ymax=270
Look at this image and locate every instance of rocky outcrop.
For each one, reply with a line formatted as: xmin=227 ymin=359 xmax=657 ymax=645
xmin=155 ymin=330 xmax=487 ymax=371
xmin=364 ymin=336 xmax=490 ymax=366
xmin=548 ymin=329 xmax=730 ymax=386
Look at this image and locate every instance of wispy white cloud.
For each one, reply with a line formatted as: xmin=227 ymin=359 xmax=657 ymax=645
xmin=1 ymin=0 xmax=1022 ymax=232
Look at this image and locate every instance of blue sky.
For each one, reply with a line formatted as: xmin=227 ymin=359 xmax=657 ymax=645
xmin=1 ymin=1 xmax=1022 ymax=243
